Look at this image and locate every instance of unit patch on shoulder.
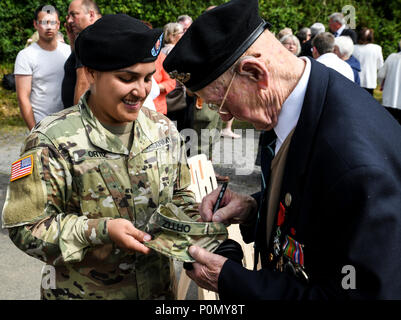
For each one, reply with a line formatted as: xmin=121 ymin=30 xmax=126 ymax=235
xmin=10 ymin=155 xmax=33 ymax=182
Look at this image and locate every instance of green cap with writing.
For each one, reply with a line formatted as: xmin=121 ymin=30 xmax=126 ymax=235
xmin=145 ymin=203 xmax=228 ymax=262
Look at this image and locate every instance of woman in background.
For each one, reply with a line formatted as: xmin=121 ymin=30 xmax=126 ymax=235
xmin=353 ymin=28 xmax=383 ymax=95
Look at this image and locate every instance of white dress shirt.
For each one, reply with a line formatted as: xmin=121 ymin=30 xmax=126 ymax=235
xmin=335 ymin=24 xmax=346 ymax=37
xmin=378 ymin=52 xmax=401 ymax=110
xmin=316 ymin=53 xmax=354 ymax=82
xmin=274 ymin=57 xmax=311 ymax=153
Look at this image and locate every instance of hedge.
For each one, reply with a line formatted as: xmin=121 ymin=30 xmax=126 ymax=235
xmin=0 ymin=0 xmax=400 ymax=63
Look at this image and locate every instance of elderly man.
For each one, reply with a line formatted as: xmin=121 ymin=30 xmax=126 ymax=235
xmin=164 ymin=0 xmax=401 ymax=299
xmin=312 ymin=32 xmax=354 ymax=82
xmin=177 ymin=14 xmax=193 ymax=33
xmin=328 ymin=12 xmax=357 ymax=44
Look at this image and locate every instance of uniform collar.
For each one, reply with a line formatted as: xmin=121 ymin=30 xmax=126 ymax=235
xmin=79 ymin=91 xmax=159 ymax=156
xmin=274 ymin=56 xmax=311 ymax=153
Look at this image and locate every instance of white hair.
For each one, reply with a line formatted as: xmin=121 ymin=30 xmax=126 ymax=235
xmin=177 ymin=15 xmax=192 ymax=23
xmin=310 ymin=23 xmax=325 ymax=37
xmin=335 ymin=36 xmax=354 ymax=59
xmin=163 ymin=22 xmax=184 ymax=44
xmin=280 ymin=34 xmax=301 ymax=56
xmin=329 ymin=12 xmax=345 ymax=25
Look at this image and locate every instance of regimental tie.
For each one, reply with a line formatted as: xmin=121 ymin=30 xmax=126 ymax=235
xmin=253 ymin=130 xmax=277 ymax=270
xmin=260 ymin=130 xmax=277 ymax=192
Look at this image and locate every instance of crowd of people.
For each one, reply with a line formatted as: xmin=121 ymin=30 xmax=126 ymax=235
xmin=277 ymin=14 xmax=401 ymax=124
xmin=2 ymin=0 xmax=401 ymax=301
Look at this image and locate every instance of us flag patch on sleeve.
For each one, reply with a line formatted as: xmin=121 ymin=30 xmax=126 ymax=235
xmin=10 ymin=155 xmax=34 ymax=182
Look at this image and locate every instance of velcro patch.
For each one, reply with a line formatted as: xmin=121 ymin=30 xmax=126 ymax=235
xmin=10 ymin=155 xmax=33 ymax=182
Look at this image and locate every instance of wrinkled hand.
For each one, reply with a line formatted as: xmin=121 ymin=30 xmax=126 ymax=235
xmin=107 ymin=218 xmax=151 ymax=254
xmin=199 ymin=186 xmax=257 ymax=224
xmin=186 ymin=246 xmax=227 ymax=292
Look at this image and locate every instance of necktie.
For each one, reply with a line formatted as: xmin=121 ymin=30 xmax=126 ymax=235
xmin=253 ymin=129 xmax=277 ymax=269
xmin=259 ymin=130 xmax=277 ymax=192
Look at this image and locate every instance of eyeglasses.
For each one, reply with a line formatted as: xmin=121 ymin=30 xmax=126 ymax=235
xmin=37 ymin=20 xmax=58 ymax=26
xmin=207 ymin=71 xmax=236 ymax=115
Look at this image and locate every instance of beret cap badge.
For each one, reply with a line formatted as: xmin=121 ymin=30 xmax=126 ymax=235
xmin=169 ymin=70 xmax=191 ymax=84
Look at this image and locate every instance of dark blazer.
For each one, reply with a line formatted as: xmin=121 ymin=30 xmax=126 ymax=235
xmin=218 ymin=58 xmax=401 ymax=300
xmin=341 ymin=28 xmax=357 ymax=44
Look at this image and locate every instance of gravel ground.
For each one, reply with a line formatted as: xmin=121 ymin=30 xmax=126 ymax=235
xmin=0 ymin=127 xmax=261 ymax=300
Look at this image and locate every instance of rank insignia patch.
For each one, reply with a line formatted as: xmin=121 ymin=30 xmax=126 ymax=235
xmin=10 ymin=155 xmax=33 ymax=182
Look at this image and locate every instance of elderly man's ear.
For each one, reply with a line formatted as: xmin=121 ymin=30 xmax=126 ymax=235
xmin=236 ymin=57 xmax=268 ymax=90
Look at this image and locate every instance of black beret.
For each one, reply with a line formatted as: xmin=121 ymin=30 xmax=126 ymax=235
xmin=75 ymin=14 xmax=163 ymax=71
xmin=163 ymin=0 xmax=271 ymax=92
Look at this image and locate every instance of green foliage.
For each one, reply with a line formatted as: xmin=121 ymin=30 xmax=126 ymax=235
xmin=0 ymin=0 xmax=400 ymax=63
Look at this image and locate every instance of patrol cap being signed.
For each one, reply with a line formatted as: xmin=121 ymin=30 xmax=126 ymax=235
xmin=75 ymin=14 xmax=163 ymax=71
xmin=145 ymin=203 xmax=228 ymax=262
xmin=163 ymin=0 xmax=271 ymax=92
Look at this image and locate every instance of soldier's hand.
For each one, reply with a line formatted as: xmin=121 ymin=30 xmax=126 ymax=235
xmin=199 ymin=187 xmax=257 ymax=225
xmin=107 ymin=218 xmax=151 ymax=254
xmin=186 ymin=245 xmax=227 ymax=292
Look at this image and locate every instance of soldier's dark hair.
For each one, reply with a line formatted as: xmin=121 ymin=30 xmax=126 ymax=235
xmin=34 ymin=5 xmax=60 ymax=21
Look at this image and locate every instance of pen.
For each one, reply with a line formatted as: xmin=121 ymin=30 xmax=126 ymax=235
xmin=183 ymin=182 xmax=229 ymax=271
xmin=213 ymin=182 xmax=228 ymax=214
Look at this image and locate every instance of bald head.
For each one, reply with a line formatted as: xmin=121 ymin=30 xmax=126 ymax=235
xmin=67 ymin=0 xmax=101 ymax=35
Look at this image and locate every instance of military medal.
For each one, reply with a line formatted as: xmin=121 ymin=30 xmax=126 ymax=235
xmin=283 ymin=236 xmax=304 ymax=268
xmin=272 ymin=202 xmax=309 ymax=282
xmin=282 ymin=235 xmax=308 ymax=282
xmin=273 ymin=202 xmax=286 ymax=257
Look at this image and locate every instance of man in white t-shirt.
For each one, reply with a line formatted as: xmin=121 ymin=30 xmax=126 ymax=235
xmin=14 ymin=5 xmax=71 ymax=130
xmin=312 ymin=32 xmax=354 ymax=82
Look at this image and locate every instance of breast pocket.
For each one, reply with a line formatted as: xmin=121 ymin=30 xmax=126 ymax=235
xmin=128 ymin=151 xmax=160 ymax=230
xmin=76 ymin=162 xmax=116 ymax=219
xmin=76 ymin=159 xmax=133 ymax=220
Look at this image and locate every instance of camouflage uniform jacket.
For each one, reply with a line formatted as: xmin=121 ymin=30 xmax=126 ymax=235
xmin=1 ymin=93 xmax=197 ymax=299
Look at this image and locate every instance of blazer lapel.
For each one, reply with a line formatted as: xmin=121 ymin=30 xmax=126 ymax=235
xmin=280 ymin=58 xmax=330 ymax=217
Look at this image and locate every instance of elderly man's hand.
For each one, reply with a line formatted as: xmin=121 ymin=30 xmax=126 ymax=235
xmin=186 ymin=245 xmax=228 ymax=292
xmin=199 ymin=187 xmax=257 ymax=224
